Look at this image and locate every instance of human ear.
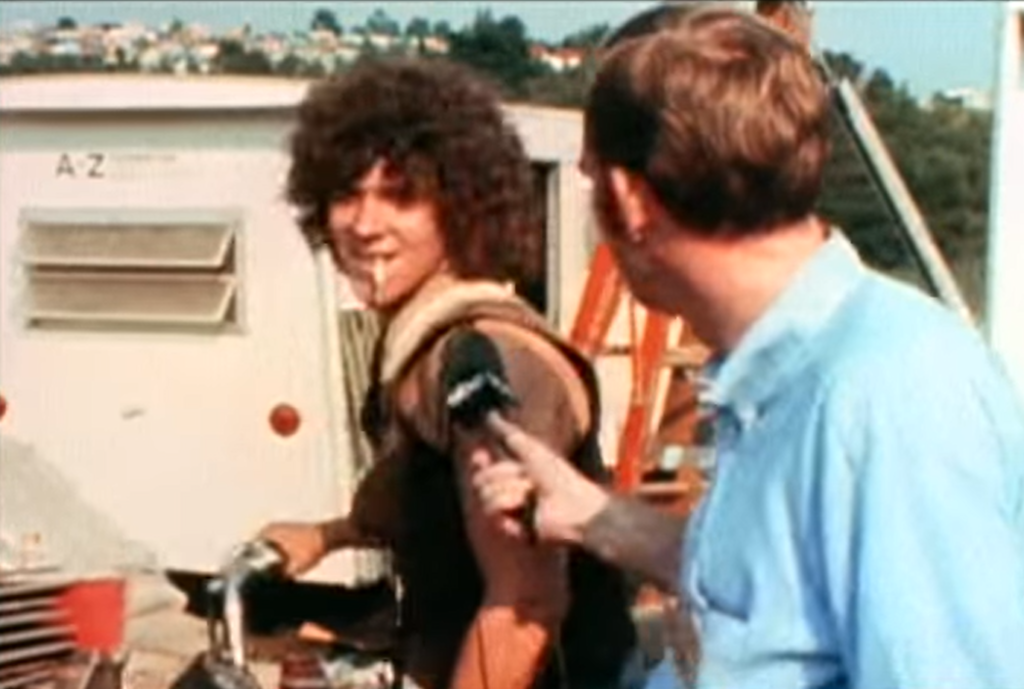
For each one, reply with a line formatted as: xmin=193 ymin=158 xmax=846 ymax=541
xmin=607 ymin=167 xmax=656 ymax=244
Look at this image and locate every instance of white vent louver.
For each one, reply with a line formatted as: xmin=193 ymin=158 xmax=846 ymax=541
xmin=18 ymin=209 xmax=242 ymax=331
xmin=0 ymin=573 xmax=75 ymax=689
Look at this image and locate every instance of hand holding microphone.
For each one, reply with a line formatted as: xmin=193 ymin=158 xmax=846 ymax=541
xmin=441 ymin=329 xmax=609 ymax=546
xmin=441 ymin=329 xmax=540 ymax=543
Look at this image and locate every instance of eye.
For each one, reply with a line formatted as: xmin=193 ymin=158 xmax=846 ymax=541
xmin=380 ymin=181 xmax=419 ymax=206
xmin=330 ymin=189 xmax=357 ymax=205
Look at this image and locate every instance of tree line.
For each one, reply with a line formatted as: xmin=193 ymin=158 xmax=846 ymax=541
xmin=1 ymin=7 xmax=993 ymax=318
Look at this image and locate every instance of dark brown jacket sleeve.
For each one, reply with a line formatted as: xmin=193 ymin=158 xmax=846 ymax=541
xmin=398 ymin=319 xmax=592 ymax=459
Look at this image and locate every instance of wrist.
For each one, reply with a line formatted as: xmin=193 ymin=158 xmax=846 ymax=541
xmin=317 ymin=517 xmax=346 ymax=552
xmin=560 ymin=478 xmax=611 ymax=545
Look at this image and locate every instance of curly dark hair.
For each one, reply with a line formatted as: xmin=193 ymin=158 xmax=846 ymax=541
xmin=287 ymin=57 xmax=542 ymax=285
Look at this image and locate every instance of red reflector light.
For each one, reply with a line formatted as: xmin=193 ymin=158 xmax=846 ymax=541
xmin=57 ymin=576 xmax=127 ymax=654
xmin=270 ymin=403 xmax=301 ymax=437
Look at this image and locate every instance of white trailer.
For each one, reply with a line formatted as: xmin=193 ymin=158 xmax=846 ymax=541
xmin=987 ymin=1 xmax=1024 ymax=395
xmin=0 ymin=74 xmax=598 ymax=585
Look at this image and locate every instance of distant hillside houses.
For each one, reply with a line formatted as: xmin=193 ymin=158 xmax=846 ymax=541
xmin=530 ymin=44 xmax=584 ymax=72
xmin=0 ymin=18 xmax=458 ymax=75
xmin=0 ymin=16 xmax=596 ymax=77
xmin=933 ymin=87 xmax=993 ymax=111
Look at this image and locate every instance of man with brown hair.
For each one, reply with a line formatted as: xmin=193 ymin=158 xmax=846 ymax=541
xmin=472 ymin=6 xmax=1024 ymax=688
xmin=258 ymin=57 xmax=639 ymax=689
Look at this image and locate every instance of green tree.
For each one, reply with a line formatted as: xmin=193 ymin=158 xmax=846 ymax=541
xmin=524 ymin=69 xmax=590 ymax=108
xmin=405 ymin=17 xmax=431 ymax=39
xmin=311 ymin=8 xmax=342 ymax=35
xmin=448 ymin=11 xmax=544 ymax=97
xmin=274 ymin=53 xmax=305 ymax=77
xmin=366 ymin=8 xmax=400 ymax=36
xmin=56 ymin=16 xmax=77 ymax=30
xmin=818 ymin=58 xmax=992 ymax=318
xmin=432 ymin=20 xmax=452 ymax=38
xmin=823 ymin=51 xmax=865 ymax=86
xmin=214 ymin=39 xmax=272 ymax=75
xmin=561 ymin=23 xmax=609 ymax=49
xmin=1 ymin=51 xmax=41 ymax=75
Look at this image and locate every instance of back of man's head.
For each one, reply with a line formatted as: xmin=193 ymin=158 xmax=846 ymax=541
xmin=586 ymin=6 xmax=830 ymax=236
xmin=601 ymin=1 xmax=706 ymax=49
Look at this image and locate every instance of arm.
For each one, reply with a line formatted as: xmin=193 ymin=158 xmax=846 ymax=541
xmin=483 ymin=416 xmax=686 ymax=593
xmin=437 ymin=324 xmax=585 ymax=689
xmin=819 ymin=356 xmax=1024 ymax=688
xmin=318 ymin=515 xmax=384 ymax=550
xmin=581 ymin=494 xmax=686 ymax=594
xmin=450 ymin=436 xmax=569 ymax=689
xmin=258 ymin=517 xmax=381 ymax=577
xmin=261 ymin=450 xmax=401 ymax=576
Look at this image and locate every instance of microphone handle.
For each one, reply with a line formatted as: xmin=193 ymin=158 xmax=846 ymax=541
xmin=482 ymin=411 xmax=539 ymax=545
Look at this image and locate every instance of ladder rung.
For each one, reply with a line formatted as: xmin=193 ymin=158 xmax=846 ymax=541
xmin=596 ymin=344 xmax=707 ymax=368
xmin=660 ymin=346 xmax=708 ymax=369
xmin=632 ymin=480 xmax=703 ymax=498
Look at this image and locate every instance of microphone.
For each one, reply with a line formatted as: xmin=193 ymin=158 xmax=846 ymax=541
xmin=441 ymin=328 xmax=538 ymax=542
xmin=442 ymin=328 xmax=518 ymax=427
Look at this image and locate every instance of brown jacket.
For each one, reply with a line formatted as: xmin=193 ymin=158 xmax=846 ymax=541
xmin=349 ymin=282 xmax=637 ymax=688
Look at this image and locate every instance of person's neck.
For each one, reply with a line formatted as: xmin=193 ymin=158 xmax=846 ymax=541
xmin=680 ymin=217 xmax=828 ymax=353
xmin=378 ymin=271 xmax=460 ymax=324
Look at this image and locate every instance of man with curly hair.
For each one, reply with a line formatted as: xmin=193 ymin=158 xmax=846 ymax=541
xmin=257 ymin=57 xmax=640 ymax=689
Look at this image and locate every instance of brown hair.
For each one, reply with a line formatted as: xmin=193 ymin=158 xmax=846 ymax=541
xmin=601 ymin=1 xmax=705 ymax=48
xmin=287 ymin=57 xmax=541 ymax=283
xmin=586 ymin=6 xmax=831 ymax=235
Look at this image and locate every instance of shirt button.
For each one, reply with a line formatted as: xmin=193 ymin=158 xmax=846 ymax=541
xmin=735 ymin=405 xmax=759 ymax=431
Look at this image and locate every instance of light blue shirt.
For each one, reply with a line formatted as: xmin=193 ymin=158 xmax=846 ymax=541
xmin=648 ymin=232 xmax=1024 ymax=688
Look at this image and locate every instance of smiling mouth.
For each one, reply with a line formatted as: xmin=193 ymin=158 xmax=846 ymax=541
xmin=371 ymin=257 xmax=387 ymax=303
xmin=346 ymin=253 xmax=390 ymax=275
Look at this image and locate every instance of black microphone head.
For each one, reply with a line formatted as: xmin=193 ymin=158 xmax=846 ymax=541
xmin=441 ymin=329 xmax=518 ymax=428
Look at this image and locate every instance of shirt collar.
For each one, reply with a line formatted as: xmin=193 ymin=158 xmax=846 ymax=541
xmin=698 ymin=230 xmax=866 ymax=427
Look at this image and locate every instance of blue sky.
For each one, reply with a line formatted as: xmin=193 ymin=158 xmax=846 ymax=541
xmin=0 ymin=1 xmax=1002 ymax=100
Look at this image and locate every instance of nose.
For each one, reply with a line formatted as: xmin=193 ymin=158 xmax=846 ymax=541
xmin=352 ymin=198 xmax=385 ymax=239
xmin=348 ymin=195 xmax=384 ymax=239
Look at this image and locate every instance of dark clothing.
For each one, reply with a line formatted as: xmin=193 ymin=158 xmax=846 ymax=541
xmin=352 ymin=289 xmax=638 ymax=689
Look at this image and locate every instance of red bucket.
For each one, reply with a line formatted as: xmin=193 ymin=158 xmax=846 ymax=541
xmin=57 ymin=576 xmax=126 ymax=655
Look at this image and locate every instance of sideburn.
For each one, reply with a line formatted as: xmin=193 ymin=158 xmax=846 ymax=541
xmin=593 ymin=169 xmax=631 ymax=243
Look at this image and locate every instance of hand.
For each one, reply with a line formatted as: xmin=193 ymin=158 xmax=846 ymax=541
xmin=470 ymin=416 xmax=610 ymax=545
xmin=257 ymin=522 xmax=327 ymax=577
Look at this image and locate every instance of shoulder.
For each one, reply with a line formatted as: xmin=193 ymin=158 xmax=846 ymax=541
xmin=476 ymin=318 xmax=593 ymax=424
xmin=811 ymin=272 xmax=1024 ymax=469
xmin=396 ymin=317 xmax=595 ymax=455
xmin=818 ymin=272 xmax=996 ymax=396
xmin=462 ymin=319 xmax=595 ymax=454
